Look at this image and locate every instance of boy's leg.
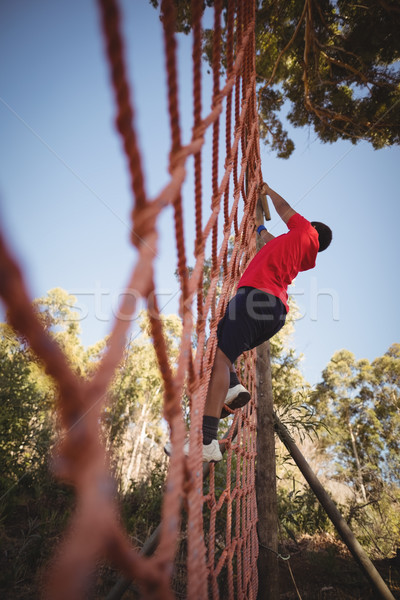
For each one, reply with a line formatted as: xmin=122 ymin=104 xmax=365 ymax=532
xmin=164 ymin=350 xmax=228 ymax=461
xmin=215 ymin=291 xmax=252 ymax=418
xmin=192 ymin=348 xmax=232 ymax=462
xmin=203 ymin=348 xmax=232 ymax=419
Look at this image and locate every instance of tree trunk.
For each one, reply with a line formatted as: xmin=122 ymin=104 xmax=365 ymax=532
xmin=347 ymin=413 xmax=367 ymax=502
xmin=125 ymin=403 xmax=148 ymax=488
xmin=132 ymin=417 xmax=148 ymax=480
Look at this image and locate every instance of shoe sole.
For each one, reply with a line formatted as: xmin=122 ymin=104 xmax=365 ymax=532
xmin=220 ymin=390 xmax=251 ymax=418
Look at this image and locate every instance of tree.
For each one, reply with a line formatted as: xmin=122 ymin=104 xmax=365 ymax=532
xmin=310 ymin=346 xmax=400 ymax=499
xmin=105 ymin=311 xmax=182 ymax=489
xmin=32 ymin=287 xmax=105 ymax=376
xmin=0 ymin=288 xmax=105 ymax=498
xmin=310 ymin=349 xmax=383 ymax=502
xmin=0 ymin=324 xmax=52 ymax=497
xmin=151 ymin=0 xmax=400 ymax=157
xmin=371 ymin=343 xmax=400 ymax=485
xmin=270 ymin=298 xmax=308 ymax=403
xmin=305 ymin=346 xmax=400 ymax=556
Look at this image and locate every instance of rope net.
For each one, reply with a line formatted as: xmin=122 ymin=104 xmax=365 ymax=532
xmin=0 ymin=0 xmax=264 ymax=597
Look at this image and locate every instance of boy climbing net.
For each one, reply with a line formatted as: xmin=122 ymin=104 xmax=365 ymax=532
xmin=166 ymin=183 xmax=332 ymax=462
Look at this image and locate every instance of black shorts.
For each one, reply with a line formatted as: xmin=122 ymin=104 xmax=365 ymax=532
xmin=216 ymin=287 xmax=287 ymax=364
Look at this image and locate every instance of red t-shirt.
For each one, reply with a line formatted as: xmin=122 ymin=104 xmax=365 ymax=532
xmin=238 ymin=213 xmax=319 ymax=312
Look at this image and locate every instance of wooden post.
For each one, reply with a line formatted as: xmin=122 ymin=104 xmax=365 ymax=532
xmin=274 ymin=414 xmax=395 ymax=600
xmin=256 ymin=340 xmax=279 ymax=600
xmin=259 ymin=183 xmax=271 ymax=221
xmin=255 ymin=196 xmax=279 ymax=600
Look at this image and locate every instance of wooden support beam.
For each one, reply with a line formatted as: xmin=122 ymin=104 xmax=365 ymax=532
xmin=256 ymin=340 xmax=279 ymax=600
xmin=255 ymin=192 xmax=279 ymax=599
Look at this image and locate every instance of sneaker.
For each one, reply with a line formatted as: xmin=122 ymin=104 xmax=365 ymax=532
xmin=202 ymin=439 xmax=223 ymax=462
xmin=164 ymin=438 xmax=222 ymax=463
xmin=221 ymin=377 xmax=251 ymax=418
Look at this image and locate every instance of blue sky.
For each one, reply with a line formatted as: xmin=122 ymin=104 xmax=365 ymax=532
xmin=1 ymin=0 xmax=399 ymax=387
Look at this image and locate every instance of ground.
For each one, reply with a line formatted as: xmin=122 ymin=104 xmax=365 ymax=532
xmin=2 ymin=502 xmax=400 ymax=599
xmin=276 ymin=534 xmax=400 ymax=600
xmin=103 ymin=533 xmax=400 ymax=599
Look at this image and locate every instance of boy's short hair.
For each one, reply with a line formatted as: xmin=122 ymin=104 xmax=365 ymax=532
xmin=311 ymin=221 xmax=332 ymax=252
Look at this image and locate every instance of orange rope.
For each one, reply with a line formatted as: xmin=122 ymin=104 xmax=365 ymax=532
xmin=0 ymin=0 xmax=263 ymax=598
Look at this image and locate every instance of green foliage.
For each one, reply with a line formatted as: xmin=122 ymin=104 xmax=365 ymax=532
xmin=0 ymin=289 xmax=108 ymax=500
xmin=258 ymin=0 xmax=400 ymax=155
xmin=310 ymin=346 xmax=400 ymax=499
xmin=345 ymin=485 xmax=400 ymax=558
xmin=120 ymin=462 xmax=167 ymax=544
xmin=33 ymin=287 xmax=105 ymax=376
xmin=270 ymin=297 xmax=325 ymax=446
xmin=0 ymin=289 xmax=175 ymax=596
xmin=0 ymin=289 xmax=179 ymax=504
xmin=306 ymin=344 xmax=400 ymax=558
xmin=105 ymin=311 xmax=181 ymax=488
xmin=150 ymin=0 xmax=214 ymax=35
xmin=278 ymin=484 xmax=334 ymax=537
xmin=274 ymin=392 xmax=324 ymax=445
xmin=0 ymin=288 xmax=101 ymax=596
xmin=0 ymin=478 xmax=75 ymax=597
xmin=372 ymin=343 xmax=400 ymax=484
xmin=2 ymin=280 xmax=400 ymax=596
xmin=151 ymin=0 xmax=400 ymax=157
xmin=0 ymin=324 xmax=54 ymax=500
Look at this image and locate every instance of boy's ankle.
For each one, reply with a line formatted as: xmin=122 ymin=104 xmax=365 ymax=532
xmin=202 ymin=415 xmax=219 ymax=445
xmin=229 ymin=371 xmax=240 ymax=388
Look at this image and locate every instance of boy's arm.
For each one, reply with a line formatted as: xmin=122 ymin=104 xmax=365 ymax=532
xmin=262 ymin=183 xmax=296 ymax=224
xmin=255 ymin=215 xmax=275 ymax=246
xmin=259 ymin=228 xmax=275 ymax=246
